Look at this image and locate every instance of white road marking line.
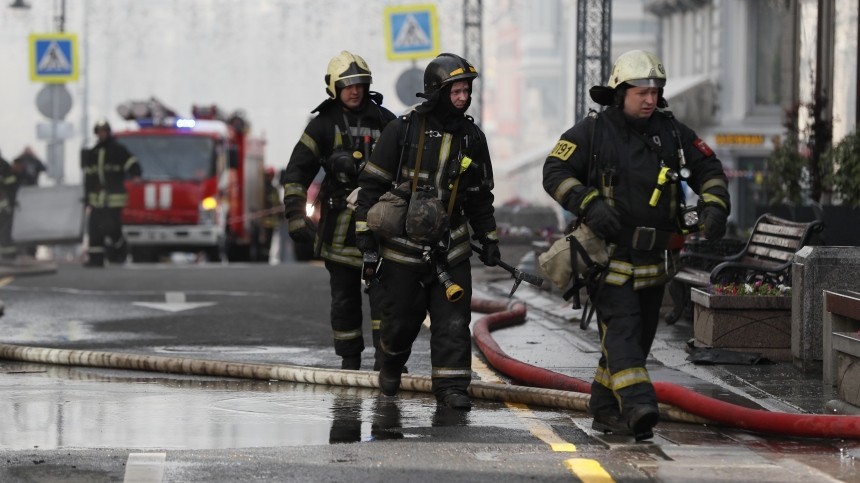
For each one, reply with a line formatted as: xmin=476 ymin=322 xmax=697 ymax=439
xmin=123 ymin=452 xmax=166 ymax=483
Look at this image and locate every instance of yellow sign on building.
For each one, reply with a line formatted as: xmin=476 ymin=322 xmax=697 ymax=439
xmin=715 ymin=134 xmax=765 ymax=146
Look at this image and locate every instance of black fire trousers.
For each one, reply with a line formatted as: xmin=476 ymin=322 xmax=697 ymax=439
xmin=375 ymin=260 xmax=473 ymax=396
xmin=325 ymin=260 xmax=381 ymax=360
xmin=88 ymin=207 xmax=125 ymax=265
xmin=0 ymin=211 xmax=15 ymax=260
xmin=589 ymin=281 xmax=663 ymax=418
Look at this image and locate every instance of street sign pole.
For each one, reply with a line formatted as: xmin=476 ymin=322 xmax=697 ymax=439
xmin=50 ymin=84 xmax=64 ymax=184
xmin=36 ymin=83 xmax=72 ymax=184
xmin=30 ymin=32 xmax=78 ymax=185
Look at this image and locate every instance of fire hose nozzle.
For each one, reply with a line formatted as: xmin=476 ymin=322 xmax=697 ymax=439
xmin=435 ymin=263 xmax=464 ymax=302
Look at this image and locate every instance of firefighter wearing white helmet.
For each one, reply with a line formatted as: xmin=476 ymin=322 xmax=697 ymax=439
xmin=542 ymin=50 xmax=730 ymax=441
xmin=607 ymin=49 xmax=666 ymax=88
xmin=82 ymin=118 xmax=141 ymax=267
xmin=282 ymin=50 xmax=396 ymax=371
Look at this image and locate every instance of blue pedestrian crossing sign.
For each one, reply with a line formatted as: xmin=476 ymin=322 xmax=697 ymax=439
xmin=384 ymin=4 xmax=439 ymax=61
xmin=29 ymin=33 xmax=79 ymax=83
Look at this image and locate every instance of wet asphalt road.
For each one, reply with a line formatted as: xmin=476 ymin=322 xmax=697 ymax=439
xmin=0 ymin=259 xmax=858 ymax=482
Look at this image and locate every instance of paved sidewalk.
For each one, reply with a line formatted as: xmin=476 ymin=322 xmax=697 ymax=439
xmin=475 ymin=269 xmax=849 ymax=417
xmin=0 ymin=258 xmax=59 ymax=278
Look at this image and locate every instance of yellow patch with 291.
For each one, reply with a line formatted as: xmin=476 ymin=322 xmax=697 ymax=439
xmin=549 ymin=140 xmax=577 ymax=161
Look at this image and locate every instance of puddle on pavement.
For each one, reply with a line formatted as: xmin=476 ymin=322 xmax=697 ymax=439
xmin=0 ymin=361 xmax=515 ymax=450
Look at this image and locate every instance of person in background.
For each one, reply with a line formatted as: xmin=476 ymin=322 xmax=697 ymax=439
xmin=12 ymin=147 xmax=46 ymax=187
xmin=0 ymin=150 xmax=18 ymax=262
xmin=82 ymin=119 xmax=141 ymax=267
xmin=12 ymin=147 xmax=47 ymax=257
xmin=259 ymin=166 xmax=281 ymax=262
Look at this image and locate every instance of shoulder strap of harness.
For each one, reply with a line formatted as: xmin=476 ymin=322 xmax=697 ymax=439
xmin=393 ymin=111 xmax=415 ymax=187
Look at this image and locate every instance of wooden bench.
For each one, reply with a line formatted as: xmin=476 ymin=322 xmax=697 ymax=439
xmin=665 ymin=213 xmax=826 ymax=324
xmin=823 ymin=289 xmax=860 ymax=389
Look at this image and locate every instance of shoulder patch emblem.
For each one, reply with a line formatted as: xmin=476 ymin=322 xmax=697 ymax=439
xmin=549 ymin=140 xmax=577 ymax=161
xmin=693 ymin=138 xmax=714 ymax=157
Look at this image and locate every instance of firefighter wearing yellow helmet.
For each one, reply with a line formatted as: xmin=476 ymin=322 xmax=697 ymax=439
xmin=325 ymin=51 xmax=373 ymax=99
xmin=542 ymin=50 xmax=730 ymax=440
xmin=282 ymin=51 xmax=396 ymax=370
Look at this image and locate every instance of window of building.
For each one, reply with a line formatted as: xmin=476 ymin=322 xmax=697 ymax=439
xmin=735 ymin=156 xmax=768 ymax=229
xmin=751 ymin=1 xmax=788 ymax=109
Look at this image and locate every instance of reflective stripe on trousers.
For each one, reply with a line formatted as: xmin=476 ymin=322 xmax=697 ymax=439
xmin=590 ymin=280 xmax=664 ymax=415
xmin=376 ymin=260 xmax=473 ymax=396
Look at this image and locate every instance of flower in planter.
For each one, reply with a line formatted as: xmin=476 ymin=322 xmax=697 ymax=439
xmin=708 ymin=281 xmax=791 ymax=297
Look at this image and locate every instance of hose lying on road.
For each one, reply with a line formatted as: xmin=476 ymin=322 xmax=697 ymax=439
xmin=471 ymin=298 xmax=708 ymax=426
xmin=0 ymin=342 xmax=592 ymax=414
xmin=471 ymin=296 xmax=860 ymax=439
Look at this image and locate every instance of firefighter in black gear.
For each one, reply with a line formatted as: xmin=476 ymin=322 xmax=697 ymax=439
xmin=83 ymin=119 xmax=142 ymax=267
xmin=355 ymin=53 xmax=500 ymax=411
xmin=543 ymin=50 xmax=730 ymax=440
xmin=282 ymin=51 xmax=396 ymax=370
xmin=259 ymin=166 xmax=281 ymax=261
xmin=0 ymin=150 xmax=18 ymax=262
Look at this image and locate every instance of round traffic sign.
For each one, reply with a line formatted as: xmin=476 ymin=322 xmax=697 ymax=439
xmin=395 ymin=67 xmax=424 ymax=106
xmin=36 ymin=83 xmax=73 ymax=120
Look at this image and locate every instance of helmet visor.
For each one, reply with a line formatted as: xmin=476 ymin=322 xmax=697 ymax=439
xmin=336 ymin=74 xmax=372 ymax=89
xmin=626 ymin=77 xmax=666 ymax=88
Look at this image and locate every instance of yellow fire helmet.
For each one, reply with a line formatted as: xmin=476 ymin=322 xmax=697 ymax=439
xmin=325 ymin=51 xmax=372 ymax=99
xmin=607 ymin=50 xmax=666 ymax=89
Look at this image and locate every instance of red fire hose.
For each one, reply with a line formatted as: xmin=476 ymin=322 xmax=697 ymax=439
xmin=471 ymin=296 xmax=860 ymax=440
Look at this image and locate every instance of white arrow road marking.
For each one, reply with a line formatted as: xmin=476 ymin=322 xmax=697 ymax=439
xmin=133 ymin=291 xmax=216 ymax=312
xmin=123 ymin=452 xmax=166 ymax=483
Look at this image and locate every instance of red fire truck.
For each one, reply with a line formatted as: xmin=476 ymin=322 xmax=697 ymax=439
xmin=113 ymin=99 xmax=271 ymax=262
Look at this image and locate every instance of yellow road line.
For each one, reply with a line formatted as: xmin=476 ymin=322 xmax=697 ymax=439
xmin=0 ymin=276 xmax=14 ymax=287
xmin=471 ymin=356 xmax=576 ymax=452
xmin=564 ymin=458 xmax=615 ymax=482
xmin=471 ymin=339 xmax=615 ymax=481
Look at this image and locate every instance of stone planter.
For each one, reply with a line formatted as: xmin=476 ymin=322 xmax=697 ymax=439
xmin=691 ymin=287 xmax=793 ymax=361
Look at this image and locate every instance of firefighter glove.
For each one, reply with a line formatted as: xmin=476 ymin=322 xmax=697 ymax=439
xmin=479 ymin=242 xmax=501 ymax=267
xmin=355 ymin=230 xmax=378 ymax=255
xmin=584 ymin=199 xmax=621 ymax=240
xmin=288 ymin=215 xmax=316 ymax=243
xmin=701 ymin=204 xmax=728 ymax=240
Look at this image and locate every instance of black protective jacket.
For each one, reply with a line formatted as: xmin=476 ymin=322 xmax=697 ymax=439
xmin=0 ymin=156 xmax=17 ymax=214
xmin=282 ymin=94 xmax=395 ymax=268
xmin=82 ymin=137 xmax=140 ymax=209
xmin=356 ymin=109 xmax=497 ymax=268
xmin=543 ymin=107 xmax=730 ymax=288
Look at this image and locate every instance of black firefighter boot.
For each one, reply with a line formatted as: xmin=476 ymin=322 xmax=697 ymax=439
xmin=84 ymin=251 xmax=105 ymax=268
xmin=589 ymin=383 xmax=631 ymax=435
xmin=625 ymin=405 xmax=660 ymax=442
xmin=378 ymin=355 xmax=406 ymax=397
xmin=106 ymin=237 xmax=128 ymax=264
xmin=436 ymin=389 xmax=471 ymax=411
xmin=341 ymin=355 xmax=361 ymax=370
